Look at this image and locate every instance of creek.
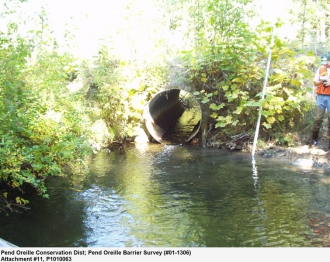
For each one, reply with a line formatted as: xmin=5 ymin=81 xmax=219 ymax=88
xmin=1 ymin=143 xmax=330 ymax=247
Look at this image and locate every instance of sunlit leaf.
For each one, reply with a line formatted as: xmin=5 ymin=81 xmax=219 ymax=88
xmin=201 ymin=98 xmax=210 ymax=104
xmin=211 ymin=112 xmax=218 ymax=118
xmin=232 ymin=120 xmax=239 ymax=126
xmin=215 ymin=122 xmax=227 ymax=128
xmin=263 ymin=122 xmax=272 ymax=129
xmin=233 ymin=106 xmax=243 ymax=114
xmin=267 ymin=116 xmax=276 ymax=124
xmin=209 ymin=103 xmax=224 ymax=110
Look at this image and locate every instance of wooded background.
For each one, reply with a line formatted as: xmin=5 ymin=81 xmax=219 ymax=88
xmin=0 ymin=0 xmax=329 ymax=210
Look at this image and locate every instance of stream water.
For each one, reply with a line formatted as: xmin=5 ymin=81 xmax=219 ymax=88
xmin=1 ymin=143 xmax=330 ymax=247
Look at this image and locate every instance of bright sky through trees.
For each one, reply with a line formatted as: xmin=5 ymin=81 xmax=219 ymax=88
xmin=0 ymin=0 xmax=297 ymax=59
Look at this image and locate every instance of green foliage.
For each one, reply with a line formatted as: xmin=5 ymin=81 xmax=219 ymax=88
xmin=181 ymin=1 xmax=316 ymax=143
xmin=80 ymin=45 xmax=169 ymax=144
xmin=0 ymin=9 xmax=91 ymax=211
xmin=0 ymin=0 xmax=172 ymax=211
xmin=0 ymin=0 xmax=325 ymax=211
xmin=288 ymin=0 xmax=330 ymax=50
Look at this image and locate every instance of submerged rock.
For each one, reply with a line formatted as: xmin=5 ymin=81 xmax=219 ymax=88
xmin=292 ymin=158 xmax=315 ymax=167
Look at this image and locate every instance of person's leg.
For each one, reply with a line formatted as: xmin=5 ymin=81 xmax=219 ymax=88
xmin=312 ymin=106 xmax=325 ymax=145
xmin=311 ymin=95 xmax=326 ymax=146
xmin=325 ymin=96 xmax=330 ymax=149
xmin=327 ymin=113 xmax=330 ymax=149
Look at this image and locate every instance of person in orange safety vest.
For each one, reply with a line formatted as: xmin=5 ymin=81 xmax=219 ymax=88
xmin=311 ymin=53 xmax=330 ymax=148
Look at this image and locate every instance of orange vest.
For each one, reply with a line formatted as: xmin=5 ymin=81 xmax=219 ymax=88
xmin=316 ymin=65 xmax=330 ymax=95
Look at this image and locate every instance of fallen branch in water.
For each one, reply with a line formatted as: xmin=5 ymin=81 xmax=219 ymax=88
xmin=0 ymin=196 xmax=30 ymax=213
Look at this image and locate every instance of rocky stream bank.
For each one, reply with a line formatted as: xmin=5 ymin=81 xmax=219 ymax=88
xmin=253 ymin=143 xmax=330 ymax=169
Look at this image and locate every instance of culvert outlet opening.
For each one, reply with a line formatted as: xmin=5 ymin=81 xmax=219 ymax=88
xmin=142 ymin=89 xmax=202 ymax=145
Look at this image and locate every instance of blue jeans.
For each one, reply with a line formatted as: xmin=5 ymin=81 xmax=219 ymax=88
xmin=313 ymin=95 xmax=330 ymax=132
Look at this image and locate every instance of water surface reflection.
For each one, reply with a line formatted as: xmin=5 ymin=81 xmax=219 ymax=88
xmin=1 ymin=144 xmax=330 ymax=247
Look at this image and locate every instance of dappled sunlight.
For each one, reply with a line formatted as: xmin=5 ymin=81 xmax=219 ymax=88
xmin=44 ymin=109 xmax=62 ymax=123
xmin=89 ymin=119 xmax=110 ymax=150
xmin=320 ymin=177 xmax=330 ymax=185
xmin=134 ymin=128 xmax=150 ymax=154
xmin=67 ymin=79 xmax=83 ymax=93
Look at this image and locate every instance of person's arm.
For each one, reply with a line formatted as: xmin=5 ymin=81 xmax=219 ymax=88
xmin=314 ymin=80 xmax=323 ymax=86
xmin=314 ymin=67 xmax=321 ymax=86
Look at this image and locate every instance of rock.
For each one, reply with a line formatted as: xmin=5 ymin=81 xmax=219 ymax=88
xmin=310 ymin=148 xmax=327 ymax=155
xmin=291 ymin=145 xmax=310 ymax=154
xmin=292 ymin=158 xmax=315 ymax=167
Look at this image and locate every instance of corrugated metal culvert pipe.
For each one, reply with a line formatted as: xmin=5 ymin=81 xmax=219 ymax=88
xmin=141 ymin=89 xmax=202 ymax=145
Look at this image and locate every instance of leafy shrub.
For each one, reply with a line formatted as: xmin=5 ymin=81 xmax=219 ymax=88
xmin=0 ymin=20 xmax=91 ymax=211
xmin=181 ymin=1 xmax=316 ymax=145
xmin=80 ymin=45 xmax=169 ymax=145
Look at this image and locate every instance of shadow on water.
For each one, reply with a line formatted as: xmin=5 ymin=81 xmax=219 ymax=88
xmin=1 ymin=143 xmax=330 ymax=247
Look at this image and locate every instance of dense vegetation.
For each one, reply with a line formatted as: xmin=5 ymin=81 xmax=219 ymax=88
xmin=179 ymin=0 xmax=316 ymax=147
xmin=0 ymin=0 xmax=329 ymax=211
